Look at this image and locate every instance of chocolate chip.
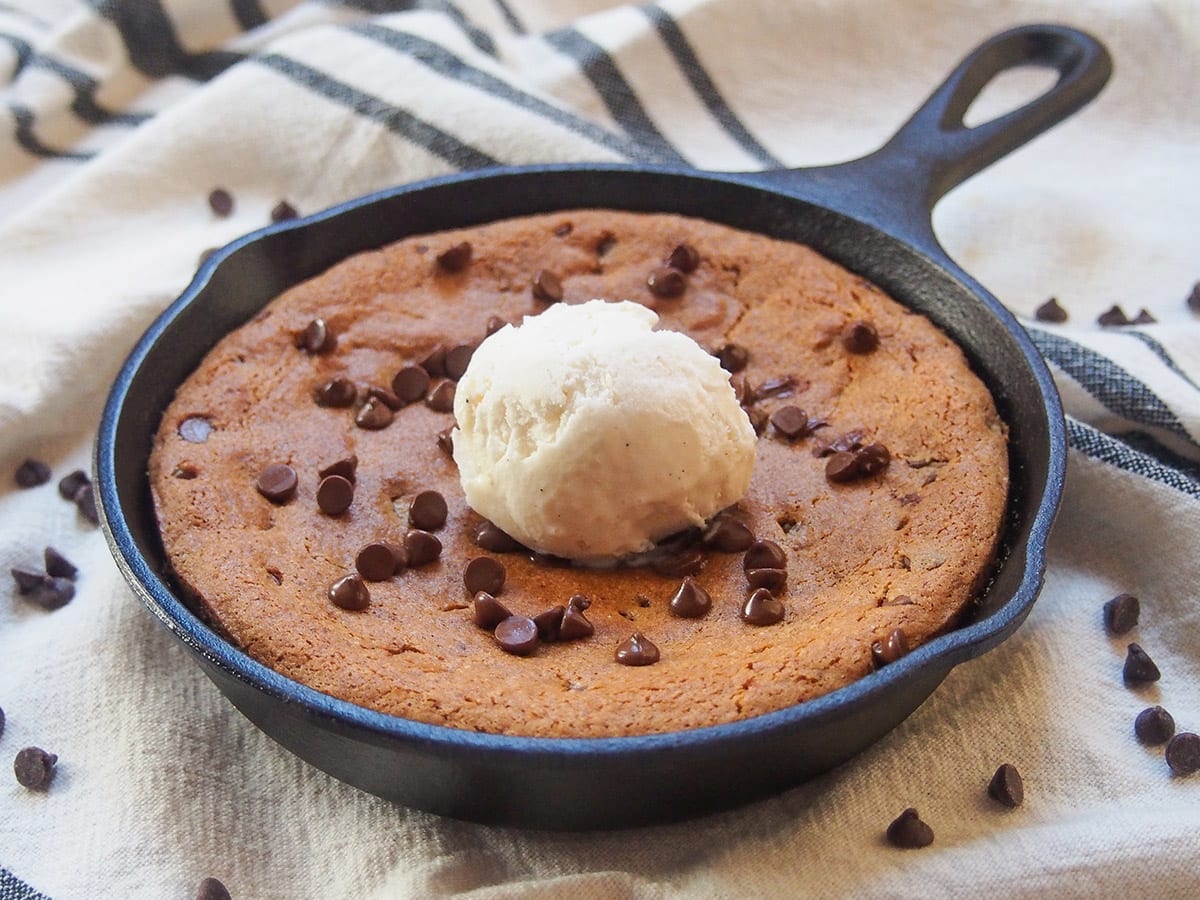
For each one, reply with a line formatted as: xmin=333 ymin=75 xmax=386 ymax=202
xmin=15 ymin=458 xmax=51 ymax=488
xmin=754 ymin=375 xmax=798 ymax=401
xmin=595 ymin=233 xmax=616 ymax=256
xmin=745 ymin=567 xmax=786 ymax=592
xmin=33 ymin=576 xmax=75 ymax=610
xmin=58 ymin=469 xmax=90 ymax=501
xmin=436 ymin=427 xmax=454 ymax=457
xmin=553 ymin=222 xmax=573 ymax=237
xmin=886 ymin=808 xmax=934 ymax=848
xmin=871 ymin=628 xmax=909 ymax=667
xmin=328 ymin=574 xmax=370 ymax=611
xmin=1130 ymin=308 xmax=1157 ymax=325
xmin=532 ymin=269 xmax=563 ymax=303
xmin=1188 ymin=282 xmax=1200 ymax=314
xmin=426 ymin=379 xmax=456 ymax=413
xmin=813 ymin=429 xmax=865 ymax=458
xmin=651 ymin=547 xmax=704 ymax=578
xmin=533 ymin=605 xmax=566 ymax=642
xmin=196 ymin=877 xmax=232 ymax=900
xmin=770 ymin=406 xmax=815 ymax=440
xmin=1035 ymin=297 xmax=1069 ymax=323
xmin=317 ymin=455 xmax=357 ymax=483
xmin=825 ymin=451 xmax=859 ymax=482
xmin=356 ymin=542 xmax=403 ymax=581
xmin=436 ymin=241 xmax=472 ymax=272
xmin=463 ymin=556 xmax=505 ymax=595
xmin=495 ymin=615 xmax=540 ymax=656
xmin=615 ymin=632 xmax=660 ymax=666
xmin=11 ymin=566 xmax=45 ymax=594
xmin=256 ymin=463 xmax=297 ymax=504
xmin=1165 ymin=732 xmax=1200 ymax=776
xmin=987 ymin=763 xmax=1024 ymax=808
xmin=366 ymin=384 xmax=404 ymax=411
xmin=857 ymin=443 xmax=891 ymax=475
xmin=444 ymin=343 xmax=476 ymax=381
xmin=420 ymin=345 xmax=447 ymax=378
xmin=391 ymin=365 xmax=430 ymax=404
xmin=485 ymin=315 xmax=507 ymax=336
xmin=270 ymin=200 xmax=298 ymax=222
xmin=316 ymin=474 xmax=354 ymax=516
xmin=826 ymin=442 xmax=890 ymax=483
xmin=473 ymin=592 xmax=512 ymax=629
xmin=701 ymin=515 xmax=754 ymax=553
xmin=14 ymin=746 xmax=57 ymax=790
xmin=714 ymin=343 xmax=749 ymax=373
xmin=44 ymin=546 xmax=77 ymax=580
xmin=1134 ymin=705 xmax=1175 ymax=745
xmin=746 ymin=407 xmax=769 ymax=435
xmin=668 ymin=577 xmax=711 ymax=618
xmin=666 ymin=243 xmax=700 ymax=273
xmin=1097 ymin=305 xmax=1130 ymax=327
xmin=355 ymin=396 xmax=394 ymax=430
xmin=647 ymin=266 xmax=686 ymax=298
xmin=741 ymin=588 xmax=784 ymax=626
xmin=207 ymin=188 xmax=233 ymax=217
xmin=409 ymin=490 xmax=448 ymax=531
xmin=299 ymin=318 xmax=337 ymax=354
xmin=74 ymin=484 xmax=99 ymax=525
xmin=475 ymin=520 xmax=522 ymax=553
xmin=559 ymin=602 xmax=594 ymax=640
xmin=744 ymin=539 xmax=786 ymax=571
xmin=314 ymin=378 xmax=357 ymax=408
xmin=1103 ymin=593 xmax=1139 ymax=635
xmin=1123 ymin=642 xmax=1161 ymax=684
xmin=842 ymin=320 xmax=879 ymax=354
xmin=404 ymin=529 xmax=442 ymax=566
xmin=730 ymin=373 xmax=753 ymax=405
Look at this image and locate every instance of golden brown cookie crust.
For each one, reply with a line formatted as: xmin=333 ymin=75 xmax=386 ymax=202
xmin=149 ymin=210 xmax=1008 ymax=737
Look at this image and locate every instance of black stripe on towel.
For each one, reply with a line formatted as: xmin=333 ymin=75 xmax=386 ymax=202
xmin=544 ymin=27 xmax=689 ymax=166
xmin=351 ymin=22 xmax=654 ymax=162
xmin=9 ymin=103 xmax=93 ymax=159
xmin=1029 ymin=328 xmax=1196 ymax=445
xmin=1126 ymin=330 xmax=1200 ymax=391
xmin=338 ymin=0 xmax=498 ymax=56
xmin=0 ymin=31 xmax=33 ymax=77
xmin=491 ymin=0 xmax=526 ymax=34
xmin=89 ymin=0 xmax=243 ymax=80
xmin=255 ymin=52 xmax=498 ymax=169
xmin=640 ymin=4 xmax=781 ymax=167
xmin=0 ymin=866 xmax=51 ymax=900
xmin=1067 ymin=418 xmax=1200 ymax=500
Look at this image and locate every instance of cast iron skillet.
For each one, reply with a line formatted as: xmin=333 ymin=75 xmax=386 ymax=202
xmin=96 ymin=24 xmax=1110 ymax=829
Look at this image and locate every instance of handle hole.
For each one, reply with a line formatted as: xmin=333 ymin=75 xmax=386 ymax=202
xmin=962 ymin=65 xmax=1059 ymax=128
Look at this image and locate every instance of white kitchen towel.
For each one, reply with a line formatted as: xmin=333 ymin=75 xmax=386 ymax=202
xmin=1 ymin=1 xmax=1198 ymax=898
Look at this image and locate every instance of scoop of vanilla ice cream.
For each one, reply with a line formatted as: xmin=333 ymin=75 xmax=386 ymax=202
xmin=452 ymin=299 xmax=757 ymax=561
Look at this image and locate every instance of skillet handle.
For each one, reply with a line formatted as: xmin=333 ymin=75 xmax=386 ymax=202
xmin=751 ymin=24 xmax=1112 ymax=248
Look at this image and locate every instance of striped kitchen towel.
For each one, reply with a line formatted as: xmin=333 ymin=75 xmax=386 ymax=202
xmin=2 ymin=1 xmax=1197 ymax=898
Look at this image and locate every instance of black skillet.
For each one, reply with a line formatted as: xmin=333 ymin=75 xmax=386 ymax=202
xmin=96 ymin=24 xmax=1110 ymax=829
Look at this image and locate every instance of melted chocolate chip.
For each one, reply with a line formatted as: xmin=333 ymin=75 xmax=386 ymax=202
xmin=271 ymin=200 xmax=298 ymax=222
xmin=1123 ymin=643 xmax=1161 ymax=684
xmin=426 ymin=379 xmax=456 ymax=413
xmin=14 ymin=458 xmax=51 ymax=488
xmin=299 ymin=318 xmax=336 ymax=354
xmin=355 ymin=396 xmax=394 ymax=430
xmin=745 ymin=567 xmax=786 ymax=592
xmin=328 ymin=574 xmax=370 ymax=611
xmin=314 ymin=378 xmax=357 ymax=408
xmin=436 ymin=241 xmax=472 ymax=272
xmin=208 ymin=188 xmax=233 ymax=217
xmin=755 ymin=375 xmax=798 ymax=401
xmin=741 ymin=588 xmax=784 ymax=626
xmin=1165 ymin=733 xmax=1200 ymax=776
xmin=987 ymin=763 xmax=1024 ymax=808
xmin=475 ymin=520 xmax=522 ymax=553
xmin=647 ymin=266 xmax=686 ymax=298
xmin=744 ymin=539 xmax=786 ymax=571
xmin=702 ymin=515 xmax=754 ymax=553
xmin=355 ymin=542 xmax=403 ymax=581
xmin=1035 ymin=297 xmax=1069 ymax=323
xmin=651 ymin=547 xmax=704 ymax=578
xmin=1134 ymin=706 xmax=1175 ymax=745
xmin=533 ymin=605 xmax=566 ymax=642
xmin=714 ymin=343 xmax=749 ymax=373
xmin=1103 ymin=593 xmax=1139 ymax=634
xmin=44 ymin=547 xmax=77 ymax=580
xmin=404 ymin=529 xmax=442 ymax=567
xmin=842 ymin=320 xmax=879 ymax=354
xmin=420 ymin=345 xmax=448 ymax=378
xmin=615 ymin=632 xmax=660 ymax=666
xmin=886 ymin=808 xmax=934 ymax=848
xmin=13 ymin=746 xmax=57 ymax=790
xmin=463 ymin=556 xmax=505 ymax=595
xmin=317 ymin=455 xmax=357 ymax=483
xmin=668 ymin=577 xmax=711 ymax=618
xmin=256 ymin=464 xmax=297 ymax=504
xmin=409 ymin=490 xmax=448 ymax=531
xmin=871 ymin=629 xmax=910 ymax=667
xmin=813 ymin=430 xmax=865 ymax=458
xmin=473 ymin=592 xmax=512 ymax=629
xmin=532 ymin=269 xmax=563 ymax=303
xmin=495 ymin=615 xmax=540 ymax=656
xmin=769 ymin=406 xmax=815 ymax=440
xmin=444 ymin=343 xmax=476 ymax=381
xmin=316 ymin=474 xmax=354 ymax=516
xmin=391 ymin=365 xmax=430 ymax=404
xmin=436 ymin=427 xmax=454 ymax=457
